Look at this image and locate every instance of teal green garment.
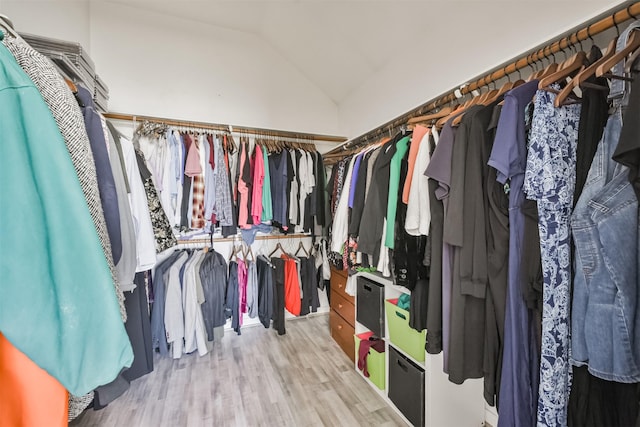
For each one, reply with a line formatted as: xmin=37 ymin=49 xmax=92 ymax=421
xmin=0 ymin=42 xmax=133 ymax=396
xmin=261 ymin=147 xmax=273 ymax=222
xmin=398 ymin=293 xmax=411 ymax=310
xmin=384 ymin=136 xmax=410 ymax=249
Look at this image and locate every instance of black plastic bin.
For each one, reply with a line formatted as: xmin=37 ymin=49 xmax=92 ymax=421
xmin=388 ymin=345 xmax=425 ymax=427
xmin=356 ymin=276 xmax=385 ymax=336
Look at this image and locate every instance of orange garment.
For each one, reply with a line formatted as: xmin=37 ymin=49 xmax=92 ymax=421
xmin=401 ymin=125 xmax=430 ymax=204
xmin=0 ymin=333 xmax=67 ymax=427
xmin=282 ymin=256 xmax=301 ymax=316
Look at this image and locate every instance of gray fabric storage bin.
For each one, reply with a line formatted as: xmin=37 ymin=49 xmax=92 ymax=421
xmin=388 ymin=345 xmax=425 ymax=427
xmin=356 ymin=276 xmax=385 ymax=336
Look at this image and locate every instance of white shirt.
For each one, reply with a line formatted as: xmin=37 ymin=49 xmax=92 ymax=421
xmin=289 ymin=150 xmax=299 ymax=225
xmin=121 ymin=136 xmax=157 ymax=272
xmin=183 ymin=251 xmax=209 ymax=356
xmin=296 ymin=150 xmax=308 ymax=233
xmin=172 ymin=130 xmax=184 ymax=228
xmin=405 ymin=131 xmax=433 ymax=236
xmin=377 ymin=218 xmax=391 ymax=277
xmin=165 ymin=252 xmax=188 ymax=359
xmin=159 ymin=135 xmax=174 ymax=223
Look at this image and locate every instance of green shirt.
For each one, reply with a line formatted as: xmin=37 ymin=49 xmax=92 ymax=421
xmin=385 ymin=136 xmax=410 ymax=249
xmin=0 ymin=40 xmax=132 ymax=395
xmin=261 ymin=145 xmax=273 ymax=221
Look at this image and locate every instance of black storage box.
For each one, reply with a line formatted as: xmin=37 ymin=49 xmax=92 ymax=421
xmin=388 ymin=345 xmax=425 ymax=427
xmin=356 ymin=276 xmax=385 ymax=336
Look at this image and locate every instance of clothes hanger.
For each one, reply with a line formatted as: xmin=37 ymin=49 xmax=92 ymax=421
xmin=539 ymin=50 xmax=588 ymax=91
xmin=624 ymin=45 xmax=640 ymax=74
xmin=596 ymin=29 xmax=640 ymax=77
xmin=64 ymin=78 xmax=78 ymax=93
xmin=477 ymin=76 xmax=499 ymax=106
xmin=268 ymin=242 xmax=286 ymax=258
xmin=295 ymin=241 xmax=310 ymax=257
xmin=452 ymin=86 xmax=485 ymax=126
xmin=538 ymin=35 xmax=588 ymax=92
xmin=407 ymin=106 xmax=455 ymax=126
xmin=529 ymin=46 xmax=555 ymax=81
xmin=622 ymin=10 xmax=640 ymax=74
xmin=0 ymin=14 xmax=19 ymax=39
xmin=245 ymin=244 xmax=255 ymax=262
xmin=435 ymin=102 xmax=463 ymax=130
xmin=534 ymin=46 xmax=561 ymax=81
xmin=229 ymin=244 xmax=242 ymax=262
xmin=555 ymin=36 xmax=616 ymax=107
xmin=205 ymin=230 xmax=215 ymax=254
xmin=526 ymin=53 xmax=541 ymax=82
xmin=512 ymin=67 xmax=526 ymax=89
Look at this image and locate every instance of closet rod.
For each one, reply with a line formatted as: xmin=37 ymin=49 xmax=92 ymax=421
xmin=325 ymin=0 xmax=640 ymax=160
xmin=104 ymin=112 xmax=347 ymax=143
xmin=177 ymin=233 xmax=312 ymax=246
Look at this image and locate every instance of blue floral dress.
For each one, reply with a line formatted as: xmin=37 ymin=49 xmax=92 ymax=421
xmin=524 ymin=86 xmax=581 ymax=427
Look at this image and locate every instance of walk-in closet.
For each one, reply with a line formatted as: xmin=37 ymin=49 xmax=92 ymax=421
xmin=2 ymin=1 xmax=640 ymax=426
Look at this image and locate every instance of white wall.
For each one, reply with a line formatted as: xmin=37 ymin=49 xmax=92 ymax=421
xmin=2 ymin=1 xmax=91 ymax=53
xmin=337 ymin=0 xmax=628 ymax=139
xmin=1 ymin=1 xmax=341 ymax=138
xmin=90 ymin=2 xmax=339 ymax=137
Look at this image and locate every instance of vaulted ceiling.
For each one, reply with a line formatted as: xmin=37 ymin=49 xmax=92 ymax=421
xmin=110 ymin=0 xmax=624 ymax=105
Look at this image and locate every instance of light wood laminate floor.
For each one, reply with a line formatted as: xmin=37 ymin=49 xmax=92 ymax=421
xmin=74 ymin=314 xmax=407 ymax=427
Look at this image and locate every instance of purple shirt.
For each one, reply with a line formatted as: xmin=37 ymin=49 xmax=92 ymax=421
xmin=348 ymin=153 xmax=364 ymax=208
xmin=488 ymin=80 xmax=539 ymax=427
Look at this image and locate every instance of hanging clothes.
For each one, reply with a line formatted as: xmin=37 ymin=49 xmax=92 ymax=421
xmin=199 ymin=249 xmax=228 ymax=341
xmin=524 ymin=85 xmax=581 ymax=427
xmin=282 ymin=254 xmax=302 ymax=316
xmin=5 ymin=32 xmax=127 ymax=324
xmin=237 ymin=258 xmax=248 ymax=328
xmin=0 ymin=333 xmax=67 ymax=427
xmin=479 ymin=102 xmax=509 ymax=408
xmin=425 ymin=116 xmax=460 ymax=373
xmin=269 ymin=150 xmax=289 ymax=227
xmin=252 ymin=144 xmax=265 ymax=225
xmin=0 ymin=39 xmax=133 ymax=396
xmin=119 ymin=134 xmax=158 ymax=271
xmin=384 ymin=135 xmax=410 ymax=249
xmin=573 ymin=45 xmax=610 ymax=205
xmin=122 ymin=272 xmax=154 ymax=382
xmin=214 ymin=135 xmax=234 ymax=227
xmin=332 ymin=155 xmax=356 ymax=254
xmin=227 ymin=260 xmax=241 ymax=335
xmin=106 ymin=120 xmax=138 ymax=292
xmin=443 ymin=105 xmax=486 ymax=383
xmin=299 ymin=255 xmax=320 ymax=316
xmin=488 ymin=80 xmax=540 ymax=427
xmin=405 ymin=127 xmax=432 ymax=236
xmin=257 ymin=255 xmax=275 ymax=328
xmin=246 ymin=259 xmax=259 ymax=318
xmin=358 ymin=136 xmax=399 ymax=263
xmin=166 ymin=130 xmax=184 ymax=227
xmin=271 ymin=257 xmax=287 ymax=335
xmin=204 ymin=134 xmax=217 ymax=228
xmin=402 ymin=124 xmax=430 ymax=204
xmin=237 ymin=139 xmax=251 ymax=229
xmin=150 ymin=251 xmax=181 ymax=356
xmin=261 ymin=145 xmax=273 ymax=223
xmin=183 ymin=251 xmax=209 ymax=356
xmin=165 ymin=251 xmax=190 ymax=358
xmin=132 ymin=144 xmax=178 ymax=254
xmin=348 ymin=148 xmax=372 ymax=236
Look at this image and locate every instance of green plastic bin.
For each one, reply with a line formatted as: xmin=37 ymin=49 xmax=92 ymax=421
xmin=354 ymin=332 xmax=386 ymax=390
xmin=385 ymin=298 xmax=426 ymax=362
